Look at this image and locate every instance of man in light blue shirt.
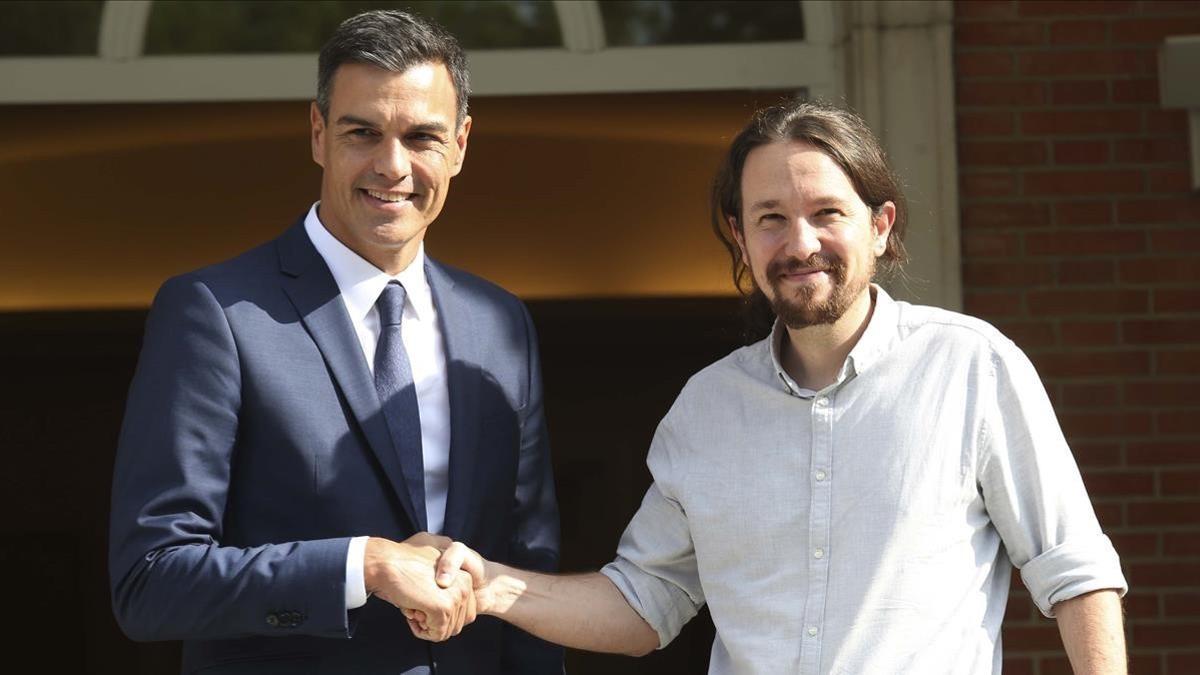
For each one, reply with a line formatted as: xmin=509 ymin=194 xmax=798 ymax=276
xmin=416 ymin=100 xmax=1128 ymax=674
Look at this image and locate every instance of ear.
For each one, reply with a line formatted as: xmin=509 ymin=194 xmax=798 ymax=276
xmin=310 ymin=101 xmax=326 ymax=168
xmin=872 ymin=201 xmax=896 ymax=257
xmin=449 ymin=115 xmax=472 ymax=177
xmin=729 ymin=215 xmax=749 ymax=260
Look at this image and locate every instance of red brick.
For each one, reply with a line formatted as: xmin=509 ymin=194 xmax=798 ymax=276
xmin=1005 ymin=592 xmax=1035 ymax=621
xmin=1051 ymin=79 xmax=1109 ymax=105
xmin=1134 ymin=622 xmax=1200 ymax=649
xmin=1018 ymin=1 xmax=1135 ymax=16
xmin=964 ymin=231 xmax=1021 ymax=256
xmin=1130 ymin=560 xmax=1200 ymax=584
xmin=1147 ymin=110 xmax=1189 ymax=134
xmin=1082 ymin=470 xmax=1154 ymax=496
xmin=1003 ymin=624 xmax=1063 ymax=650
xmin=1028 ymin=288 xmax=1147 ymax=314
xmin=1109 ymin=532 xmax=1157 ymax=557
xmin=1053 ymin=140 xmax=1110 ymax=164
xmin=1152 ymin=230 xmax=1200 ymax=254
xmin=1130 ymin=654 xmax=1162 ymax=675
xmin=964 ymin=290 xmax=1024 ymax=316
xmin=956 ymin=1 xmax=1019 ymax=19
xmin=958 ymin=52 xmax=1015 ymax=77
xmin=965 ymin=261 xmax=1055 ymax=286
xmin=1058 ymin=259 xmax=1115 ymax=283
xmin=998 ymin=320 xmax=1057 ymax=348
xmin=963 ymin=172 xmax=1018 ymax=197
xmin=1124 ymin=592 xmax=1162 ymax=618
xmin=958 ymin=110 xmax=1015 ymax=136
xmin=1022 ymin=109 xmax=1141 ymax=135
xmin=1166 ymin=595 xmax=1200 ymax=623
xmin=1165 ymin=532 xmax=1200 ymax=555
xmin=1061 ymin=321 xmax=1119 ymax=347
xmin=1112 ymin=17 xmax=1200 ymax=44
xmin=960 ymin=140 xmax=1047 ymax=166
xmin=1126 ymin=380 xmax=1200 ymax=405
xmin=1128 ymin=441 xmax=1200 ymax=465
xmin=1016 ymin=49 xmax=1153 ymax=76
xmin=1114 ymin=139 xmax=1189 ymax=164
xmin=1034 ymin=350 xmax=1151 ymax=377
xmin=956 ymin=21 xmax=1046 ymax=45
xmin=1111 ymin=78 xmax=1160 ymax=104
xmin=1054 ymin=200 xmax=1114 ymax=225
xmin=962 ymin=202 xmax=1051 ymax=228
xmin=1168 ymin=653 xmax=1200 ymax=674
xmin=1120 ymin=258 xmax=1200 ymax=283
xmin=958 ymin=81 xmax=1047 ymax=107
xmin=1124 ymin=319 xmax=1200 ymax=345
xmin=1024 ymin=170 xmax=1144 ymax=196
xmin=1059 ymin=410 xmax=1153 ymax=436
xmin=1072 ymin=441 xmax=1123 ymax=467
xmin=1156 ymin=285 xmax=1200 ymax=312
xmin=1162 ymin=470 xmax=1200 ymax=496
xmin=1029 ymin=229 xmax=1145 ymax=258
xmin=1159 ymin=409 xmax=1200 ymax=433
xmin=1142 ymin=0 xmax=1200 ymax=13
xmin=1117 ymin=197 xmax=1200 ymax=224
xmin=1092 ymin=501 xmax=1124 ymax=526
xmin=1049 ymin=19 xmax=1108 ymax=44
xmin=1159 ymin=350 xmax=1200 ymax=375
xmin=1001 ymin=656 xmax=1034 ymax=675
xmin=1038 ymin=656 xmax=1073 ymax=675
xmin=1150 ymin=168 xmax=1194 ymax=193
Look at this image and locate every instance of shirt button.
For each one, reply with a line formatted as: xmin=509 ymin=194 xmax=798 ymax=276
xmin=815 ymin=470 xmax=827 ymax=481
xmin=807 ymin=626 xmax=819 ymax=637
xmin=814 ymin=548 xmax=825 ymax=559
xmin=815 ymin=397 xmax=828 ymax=407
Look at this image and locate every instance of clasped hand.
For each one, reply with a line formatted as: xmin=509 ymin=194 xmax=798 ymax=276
xmin=363 ymin=533 xmax=487 ymax=642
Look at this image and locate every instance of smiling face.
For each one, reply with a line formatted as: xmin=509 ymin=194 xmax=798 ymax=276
xmin=311 ymin=61 xmax=471 ymax=273
xmin=732 ymin=140 xmax=894 ymax=329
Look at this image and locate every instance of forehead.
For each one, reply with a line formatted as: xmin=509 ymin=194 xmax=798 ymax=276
xmin=328 ymin=61 xmax=457 ymax=121
xmin=741 ymin=140 xmax=858 ymax=203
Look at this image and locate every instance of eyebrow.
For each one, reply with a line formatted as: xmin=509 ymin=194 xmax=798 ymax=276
xmin=334 ymin=114 xmax=379 ymax=128
xmin=333 ymin=115 xmax=450 ymax=136
xmin=747 ymin=199 xmax=781 ymax=213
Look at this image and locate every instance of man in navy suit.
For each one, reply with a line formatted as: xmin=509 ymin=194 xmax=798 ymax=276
xmin=109 ymin=10 xmax=562 ymax=674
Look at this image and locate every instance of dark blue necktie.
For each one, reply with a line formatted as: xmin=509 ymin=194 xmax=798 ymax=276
xmin=374 ymin=281 xmax=426 ymax=530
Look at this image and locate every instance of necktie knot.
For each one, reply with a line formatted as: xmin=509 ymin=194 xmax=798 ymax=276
xmin=377 ymin=281 xmax=407 ymax=327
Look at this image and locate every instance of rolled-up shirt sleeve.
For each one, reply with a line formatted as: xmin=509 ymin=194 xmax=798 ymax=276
xmin=978 ymin=337 xmax=1128 ymax=617
xmin=600 ymin=417 xmax=705 ymax=648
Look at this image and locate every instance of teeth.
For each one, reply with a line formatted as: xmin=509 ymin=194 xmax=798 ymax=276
xmin=367 ymin=189 xmax=409 ymax=203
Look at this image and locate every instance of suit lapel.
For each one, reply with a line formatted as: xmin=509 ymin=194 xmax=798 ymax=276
xmin=426 ymin=260 xmax=481 ymax=540
xmin=276 ymin=222 xmax=425 ymax=531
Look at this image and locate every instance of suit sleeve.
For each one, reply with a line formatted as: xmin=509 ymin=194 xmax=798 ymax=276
xmin=108 ymin=274 xmax=351 ymax=642
xmin=501 ymin=302 xmax=565 ymax=673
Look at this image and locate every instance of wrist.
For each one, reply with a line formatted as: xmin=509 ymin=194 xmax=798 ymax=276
xmin=476 ymin=561 xmax=521 ymax=617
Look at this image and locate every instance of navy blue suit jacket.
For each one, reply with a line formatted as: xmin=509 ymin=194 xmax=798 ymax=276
xmin=109 ymin=221 xmax=563 ymax=674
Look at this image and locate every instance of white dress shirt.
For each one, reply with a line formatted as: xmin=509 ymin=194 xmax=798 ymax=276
xmin=601 ymin=285 xmax=1126 ymax=674
xmin=303 ymin=204 xmax=452 ymax=610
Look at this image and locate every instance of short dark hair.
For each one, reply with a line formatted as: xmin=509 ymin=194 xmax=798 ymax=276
xmin=317 ymin=9 xmax=470 ymax=127
xmin=710 ymin=99 xmax=908 ymax=296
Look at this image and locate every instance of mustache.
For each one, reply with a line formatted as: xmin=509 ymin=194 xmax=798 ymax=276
xmin=766 ymin=254 xmax=844 ymax=279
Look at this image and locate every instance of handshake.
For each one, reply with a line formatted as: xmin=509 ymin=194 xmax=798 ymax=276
xmin=363 ymin=533 xmax=493 ymax=642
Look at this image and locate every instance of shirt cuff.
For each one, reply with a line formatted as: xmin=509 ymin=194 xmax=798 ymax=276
xmin=345 ymin=535 xmax=370 ymax=610
xmin=1019 ymin=533 xmax=1128 ymax=618
xmin=600 ymin=557 xmax=698 ymax=649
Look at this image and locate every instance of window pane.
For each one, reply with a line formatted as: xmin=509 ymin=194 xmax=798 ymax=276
xmin=144 ymin=0 xmax=560 ymax=54
xmin=0 ymin=0 xmax=102 ymax=55
xmin=600 ymin=1 xmax=804 ymax=47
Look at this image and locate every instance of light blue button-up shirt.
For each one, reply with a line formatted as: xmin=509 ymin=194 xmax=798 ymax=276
xmin=600 ymin=286 xmax=1126 ymax=674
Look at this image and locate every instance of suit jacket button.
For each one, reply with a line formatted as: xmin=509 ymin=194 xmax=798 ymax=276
xmin=266 ymin=613 xmax=279 ymax=627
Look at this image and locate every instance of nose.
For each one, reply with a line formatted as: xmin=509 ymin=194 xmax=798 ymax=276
xmin=373 ymin=138 xmax=412 ymax=181
xmin=782 ymin=218 xmax=821 ymax=260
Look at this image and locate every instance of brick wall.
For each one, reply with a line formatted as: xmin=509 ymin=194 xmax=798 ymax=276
xmin=954 ymin=1 xmax=1200 ymax=673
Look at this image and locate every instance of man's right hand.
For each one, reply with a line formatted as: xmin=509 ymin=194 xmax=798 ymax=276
xmin=363 ymin=534 xmax=477 ymax=641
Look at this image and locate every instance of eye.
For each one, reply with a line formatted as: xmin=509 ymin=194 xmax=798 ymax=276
xmin=347 ymin=128 xmax=379 ymax=139
xmin=815 ymin=207 xmax=843 ymax=218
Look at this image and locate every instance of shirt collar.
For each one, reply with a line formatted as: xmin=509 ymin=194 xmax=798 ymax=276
xmin=767 ymin=284 xmax=899 ymax=395
xmin=303 ymin=202 xmax=434 ymax=323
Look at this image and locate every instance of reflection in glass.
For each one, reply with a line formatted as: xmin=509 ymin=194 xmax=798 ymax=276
xmin=601 ymin=1 xmax=804 ymax=47
xmin=144 ymin=0 xmax=561 ymax=54
xmin=0 ymin=0 xmax=102 ymax=55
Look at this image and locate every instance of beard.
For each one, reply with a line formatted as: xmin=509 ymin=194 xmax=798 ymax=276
xmin=762 ymin=253 xmax=871 ymax=329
